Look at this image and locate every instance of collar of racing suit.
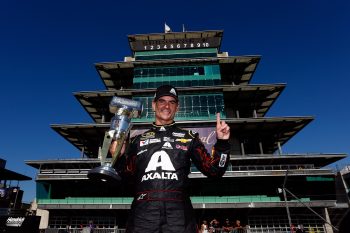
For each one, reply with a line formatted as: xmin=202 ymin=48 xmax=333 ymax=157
xmin=151 ymin=121 xmax=176 ymax=131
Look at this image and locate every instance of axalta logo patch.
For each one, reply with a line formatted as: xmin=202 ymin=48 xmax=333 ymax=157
xmin=160 ymin=126 xmax=166 ymax=131
xmin=141 ymin=150 xmax=178 ymax=182
xmin=6 ymin=217 xmax=25 ymax=227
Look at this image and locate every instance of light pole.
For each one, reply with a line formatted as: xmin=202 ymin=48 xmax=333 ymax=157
xmin=279 ymin=170 xmax=292 ymax=232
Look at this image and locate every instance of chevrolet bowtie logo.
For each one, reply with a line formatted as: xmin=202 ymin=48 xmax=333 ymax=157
xmin=176 ymin=138 xmax=192 ymax=143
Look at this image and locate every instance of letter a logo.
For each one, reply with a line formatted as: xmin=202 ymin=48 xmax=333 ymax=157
xmin=145 ymin=151 xmax=175 ymax=172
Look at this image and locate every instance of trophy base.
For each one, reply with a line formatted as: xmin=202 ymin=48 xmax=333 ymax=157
xmin=88 ymin=165 xmax=122 ymax=183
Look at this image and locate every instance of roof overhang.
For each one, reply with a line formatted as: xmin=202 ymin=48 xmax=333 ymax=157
xmin=74 ymin=84 xmax=285 ymax=123
xmin=95 ymin=56 xmax=261 ymax=90
xmin=229 ymin=154 xmax=347 ymax=168
xmin=50 ymin=117 xmax=313 ymax=158
xmin=36 ymin=200 xmax=337 ymax=210
xmin=0 ymin=168 xmax=32 ymax=181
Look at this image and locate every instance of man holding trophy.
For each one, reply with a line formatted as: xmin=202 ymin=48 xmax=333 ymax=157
xmin=109 ymin=85 xmax=231 ymax=233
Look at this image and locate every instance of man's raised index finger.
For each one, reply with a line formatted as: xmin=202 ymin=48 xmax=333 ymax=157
xmin=216 ymin=112 xmax=221 ymax=126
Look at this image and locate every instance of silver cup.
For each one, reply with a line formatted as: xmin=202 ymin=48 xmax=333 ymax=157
xmin=88 ymin=96 xmax=142 ymax=183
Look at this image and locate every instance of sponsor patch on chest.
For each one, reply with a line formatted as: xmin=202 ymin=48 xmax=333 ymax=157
xmin=172 ymin=132 xmax=185 ymax=137
xmin=176 ymin=144 xmax=188 ymax=151
xmin=175 ymin=138 xmax=192 ymax=143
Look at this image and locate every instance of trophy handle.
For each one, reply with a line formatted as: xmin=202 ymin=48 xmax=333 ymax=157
xmin=99 ymin=129 xmax=115 ymax=165
xmin=110 ymin=123 xmax=132 ymax=166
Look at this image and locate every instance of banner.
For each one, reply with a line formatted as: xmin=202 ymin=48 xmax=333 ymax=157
xmin=0 ymin=216 xmax=41 ymax=233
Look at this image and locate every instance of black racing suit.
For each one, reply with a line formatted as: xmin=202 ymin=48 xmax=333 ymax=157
xmin=118 ymin=122 xmax=230 ymax=233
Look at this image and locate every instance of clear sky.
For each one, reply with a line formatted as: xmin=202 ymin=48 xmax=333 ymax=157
xmin=0 ymin=0 xmax=349 ymax=202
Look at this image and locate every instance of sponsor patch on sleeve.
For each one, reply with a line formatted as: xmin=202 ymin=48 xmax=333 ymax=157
xmin=188 ymin=130 xmax=197 ymax=138
xmin=219 ymin=153 xmax=227 ymax=167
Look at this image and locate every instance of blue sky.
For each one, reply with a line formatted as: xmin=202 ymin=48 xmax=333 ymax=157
xmin=0 ymin=1 xmax=349 ymax=202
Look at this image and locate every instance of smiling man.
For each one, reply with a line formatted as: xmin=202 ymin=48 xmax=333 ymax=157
xmin=112 ymin=85 xmax=231 ymax=233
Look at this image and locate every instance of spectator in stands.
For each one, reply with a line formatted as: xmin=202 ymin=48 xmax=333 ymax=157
xmin=200 ymin=220 xmax=209 ymax=233
xmin=222 ymin=218 xmax=233 ymax=232
xmin=233 ymin=219 xmax=244 ymax=233
xmin=290 ymin=224 xmax=296 ymax=233
xmin=88 ymin=220 xmax=95 ymax=232
xmin=296 ymin=224 xmax=306 ymax=233
xmin=209 ymin=218 xmax=220 ymax=232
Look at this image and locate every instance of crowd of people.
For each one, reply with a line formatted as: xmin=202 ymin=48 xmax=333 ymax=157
xmin=200 ymin=218 xmax=246 ymax=233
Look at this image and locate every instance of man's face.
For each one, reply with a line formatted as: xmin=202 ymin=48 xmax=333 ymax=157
xmin=152 ymin=96 xmax=179 ymax=125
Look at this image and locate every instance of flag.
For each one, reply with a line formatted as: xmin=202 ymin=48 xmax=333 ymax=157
xmin=165 ymin=23 xmax=171 ymax=33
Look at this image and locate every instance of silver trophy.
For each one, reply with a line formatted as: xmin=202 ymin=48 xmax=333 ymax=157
xmin=88 ymin=96 xmax=143 ymax=183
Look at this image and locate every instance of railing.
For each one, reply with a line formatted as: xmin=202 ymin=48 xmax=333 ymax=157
xmin=38 ymin=197 xmax=133 ymax=204
xmin=230 ymin=164 xmax=314 ymax=171
xmin=44 ymin=227 xmax=247 ymax=233
xmin=38 ymin=195 xmax=313 ymax=205
xmin=40 ymin=169 xmax=90 ymax=174
xmin=44 ymin=229 xmax=124 ymax=233
xmin=39 ymin=167 xmax=332 ymax=176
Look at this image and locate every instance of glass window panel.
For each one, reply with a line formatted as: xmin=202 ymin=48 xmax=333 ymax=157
xmin=142 ymin=68 xmax=148 ymax=77
xmin=199 ymin=96 xmax=208 ymax=114
xmin=177 ymin=67 xmax=184 ymax=76
xmin=209 ymin=106 xmax=217 ymax=114
xmin=151 ymin=82 xmax=157 ymax=88
xmin=215 ymin=95 xmax=223 ymax=106
xmin=198 ymin=67 xmax=204 ymax=75
xmin=134 ymin=69 xmax=141 ymax=77
xmin=183 ymin=67 xmax=189 ymax=76
xmin=179 ymin=96 xmax=185 ymax=109
xmin=156 ymin=68 xmax=163 ymax=76
xmin=164 ymin=68 xmax=170 ymax=76
xmin=208 ymin=96 xmax=215 ymax=107
xmin=204 ymin=66 xmax=212 ymax=75
xmin=169 ymin=67 xmax=176 ymax=76
xmin=148 ymin=68 xmax=155 ymax=77
xmin=212 ymin=65 xmax=220 ymax=74
xmin=193 ymin=96 xmax=200 ymax=106
xmin=214 ymin=79 xmax=221 ymax=85
xmin=185 ymin=96 xmax=192 ymax=108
